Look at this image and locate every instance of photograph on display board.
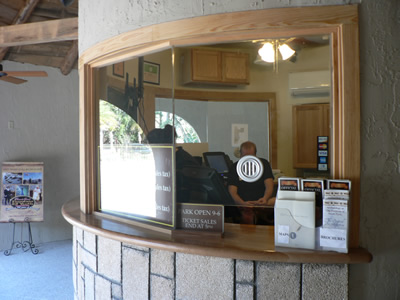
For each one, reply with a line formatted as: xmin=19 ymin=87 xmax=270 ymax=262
xmin=0 ymin=162 xmax=44 ymax=222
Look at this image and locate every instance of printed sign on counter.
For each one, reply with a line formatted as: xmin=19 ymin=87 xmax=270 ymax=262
xmin=176 ymin=203 xmax=224 ymax=234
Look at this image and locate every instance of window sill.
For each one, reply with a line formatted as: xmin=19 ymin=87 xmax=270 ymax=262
xmin=62 ymin=199 xmax=372 ymax=264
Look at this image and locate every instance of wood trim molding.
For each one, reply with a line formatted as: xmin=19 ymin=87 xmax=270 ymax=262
xmin=80 ymin=5 xmax=357 ymax=65
xmin=79 ymin=5 xmax=360 ymax=246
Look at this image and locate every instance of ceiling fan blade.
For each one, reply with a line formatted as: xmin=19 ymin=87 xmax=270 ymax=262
xmin=0 ymin=76 xmax=27 ymax=84
xmin=3 ymin=71 xmax=48 ymax=77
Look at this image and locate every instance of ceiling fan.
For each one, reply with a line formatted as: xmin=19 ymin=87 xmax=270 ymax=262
xmin=0 ymin=64 xmax=48 ymax=85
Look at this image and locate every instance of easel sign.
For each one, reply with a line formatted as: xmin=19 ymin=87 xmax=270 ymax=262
xmin=1 ymin=162 xmax=44 ymax=223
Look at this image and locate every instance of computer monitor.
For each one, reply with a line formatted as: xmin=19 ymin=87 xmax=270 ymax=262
xmin=203 ymin=152 xmax=230 ymax=175
xmin=176 ymin=165 xmax=234 ymax=205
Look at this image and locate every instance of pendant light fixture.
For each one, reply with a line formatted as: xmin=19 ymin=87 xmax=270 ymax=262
xmin=257 ymin=40 xmax=295 ymax=63
xmin=255 ymin=39 xmax=296 ymax=72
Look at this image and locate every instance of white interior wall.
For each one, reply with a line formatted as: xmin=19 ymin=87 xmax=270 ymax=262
xmin=79 ymin=0 xmax=400 ymax=299
xmin=0 ymin=61 xmax=79 ymax=250
xmin=156 ymin=99 xmax=270 ymax=161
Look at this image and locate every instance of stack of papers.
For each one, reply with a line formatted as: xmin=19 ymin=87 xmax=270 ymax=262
xmin=319 ymin=180 xmax=351 ymax=253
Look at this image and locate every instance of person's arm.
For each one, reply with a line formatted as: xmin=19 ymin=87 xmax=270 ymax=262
xmin=228 ymin=185 xmax=251 ymax=206
xmin=249 ymin=178 xmax=274 ymax=205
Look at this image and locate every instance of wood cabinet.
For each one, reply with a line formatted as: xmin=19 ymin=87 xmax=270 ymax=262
xmin=182 ymin=48 xmax=249 ymax=85
xmin=293 ymin=103 xmax=330 ymax=169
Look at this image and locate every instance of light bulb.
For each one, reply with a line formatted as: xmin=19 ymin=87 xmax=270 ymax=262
xmin=258 ymin=43 xmax=275 ymax=63
xmin=278 ymin=44 xmax=295 ymax=60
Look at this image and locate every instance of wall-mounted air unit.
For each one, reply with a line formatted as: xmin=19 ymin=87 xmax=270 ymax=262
xmin=288 ymin=70 xmax=331 ymax=98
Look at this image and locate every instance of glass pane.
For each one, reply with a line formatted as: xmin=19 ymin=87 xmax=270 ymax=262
xmin=94 ymin=35 xmax=332 ymax=227
xmin=173 ymin=37 xmax=331 ymax=224
xmin=95 ymin=49 xmax=175 ymax=227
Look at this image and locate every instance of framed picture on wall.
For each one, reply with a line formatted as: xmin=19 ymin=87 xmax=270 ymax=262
xmin=113 ymin=62 xmax=124 ymax=78
xmin=143 ymin=61 xmax=160 ymax=85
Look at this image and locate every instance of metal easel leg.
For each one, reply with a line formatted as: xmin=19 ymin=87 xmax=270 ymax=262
xmin=22 ymin=222 xmax=39 ymax=255
xmin=4 ymin=221 xmax=22 ymax=256
xmin=4 ymin=221 xmax=39 ymax=256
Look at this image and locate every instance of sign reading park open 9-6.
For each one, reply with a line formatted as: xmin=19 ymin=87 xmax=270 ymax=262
xmin=1 ymin=162 xmax=44 ymax=222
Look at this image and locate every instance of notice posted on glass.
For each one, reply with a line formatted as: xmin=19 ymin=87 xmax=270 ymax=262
xmin=152 ymin=146 xmax=174 ymax=225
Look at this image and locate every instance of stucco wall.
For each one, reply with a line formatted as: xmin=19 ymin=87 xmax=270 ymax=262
xmin=79 ymin=0 xmax=400 ymax=299
xmin=0 ymin=61 xmax=79 ymax=250
xmin=79 ymin=0 xmax=362 ymax=55
xmin=349 ymin=1 xmax=400 ymax=299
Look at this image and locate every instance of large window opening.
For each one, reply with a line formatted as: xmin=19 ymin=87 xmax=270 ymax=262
xmin=80 ymin=6 xmax=361 ymax=246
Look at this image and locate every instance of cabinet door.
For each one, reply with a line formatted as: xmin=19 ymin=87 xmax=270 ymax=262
xmin=222 ymin=52 xmax=249 ymax=84
xmin=191 ymin=49 xmax=221 ymax=82
xmin=293 ymin=104 xmax=330 ymax=169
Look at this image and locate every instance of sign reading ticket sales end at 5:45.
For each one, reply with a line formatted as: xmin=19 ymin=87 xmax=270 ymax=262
xmin=0 ymin=162 xmax=44 ymax=223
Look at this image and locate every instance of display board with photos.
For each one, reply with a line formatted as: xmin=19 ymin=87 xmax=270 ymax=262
xmin=1 ymin=162 xmax=44 ymax=222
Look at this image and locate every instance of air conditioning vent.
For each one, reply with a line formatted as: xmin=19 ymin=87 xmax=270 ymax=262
xmin=289 ymin=70 xmax=331 ymax=98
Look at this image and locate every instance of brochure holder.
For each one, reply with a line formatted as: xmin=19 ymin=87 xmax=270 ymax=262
xmin=274 ymin=191 xmax=316 ymax=250
xmin=317 ymin=189 xmax=350 ymax=253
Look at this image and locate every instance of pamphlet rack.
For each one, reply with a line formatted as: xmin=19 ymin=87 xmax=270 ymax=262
xmin=4 ymin=218 xmax=39 ymax=256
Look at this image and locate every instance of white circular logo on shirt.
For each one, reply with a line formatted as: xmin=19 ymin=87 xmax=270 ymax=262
xmin=236 ymin=155 xmax=264 ymax=183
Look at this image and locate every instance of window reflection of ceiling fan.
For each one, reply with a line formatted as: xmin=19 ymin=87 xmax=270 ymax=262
xmin=0 ymin=64 xmax=48 ymax=85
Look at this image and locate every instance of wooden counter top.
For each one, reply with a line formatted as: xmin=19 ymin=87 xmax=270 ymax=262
xmin=62 ymin=199 xmax=372 ymax=264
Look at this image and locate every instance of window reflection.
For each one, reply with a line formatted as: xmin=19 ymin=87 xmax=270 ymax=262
xmin=99 ymin=100 xmax=157 ymax=217
xmin=95 ymin=37 xmax=332 ymax=226
xmin=97 ymin=50 xmax=175 ymax=227
xmin=155 ymin=111 xmax=201 ymax=143
xmin=99 ymin=144 xmax=157 ymax=218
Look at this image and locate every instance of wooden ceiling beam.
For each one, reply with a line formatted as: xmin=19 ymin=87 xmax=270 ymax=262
xmin=0 ymin=0 xmax=40 ymax=61
xmin=12 ymin=0 xmax=40 ymax=24
xmin=60 ymin=39 xmax=78 ymax=75
xmin=0 ymin=17 xmax=78 ymax=48
xmin=6 ymin=52 xmax=66 ymax=69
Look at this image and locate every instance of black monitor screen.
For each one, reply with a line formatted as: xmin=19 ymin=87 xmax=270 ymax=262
xmin=203 ymin=152 xmax=229 ymax=174
xmin=176 ymin=165 xmax=233 ymax=205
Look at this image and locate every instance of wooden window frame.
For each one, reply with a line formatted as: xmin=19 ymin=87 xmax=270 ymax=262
xmin=79 ymin=5 xmax=360 ymax=246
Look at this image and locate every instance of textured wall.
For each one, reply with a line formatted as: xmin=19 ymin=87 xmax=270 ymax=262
xmin=79 ymin=0 xmax=362 ymax=55
xmin=349 ymin=1 xmax=400 ymax=299
xmin=78 ymin=0 xmax=400 ymax=298
xmin=0 ymin=61 xmax=79 ymax=250
xmin=74 ymin=228 xmax=348 ymax=300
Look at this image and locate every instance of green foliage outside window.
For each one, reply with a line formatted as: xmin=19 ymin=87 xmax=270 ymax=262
xmin=100 ymin=100 xmax=142 ymax=145
xmin=155 ymin=111 xmax=201 ymax=143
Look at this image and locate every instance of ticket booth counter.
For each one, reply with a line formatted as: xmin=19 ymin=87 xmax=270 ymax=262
xmin=67 ymin=6 xmax=372 ymax=299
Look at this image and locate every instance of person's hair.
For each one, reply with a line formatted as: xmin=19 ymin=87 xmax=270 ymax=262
xmin=240 ymin=141 xmax=257 ymax=156
xmin=146 ymin=124 xmax=175 ymax=144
